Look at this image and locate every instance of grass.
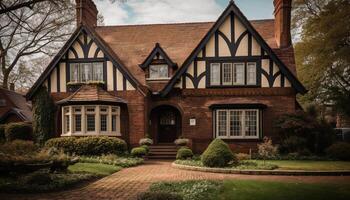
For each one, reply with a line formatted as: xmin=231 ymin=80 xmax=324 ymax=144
xmin=253 ymin=160 xmax=350 ymax=171
xmin=174 ymin=160 xmax=278 ymax=170
xmin=68 ymin=162 xmax=122 ymax=175
xmin=146 ymin=180 xmax=350 ymax=200
xmin=174 ymin=159 xmax=350 ymax=171
xmin=79 ymin=155 xmax=144 ymax=168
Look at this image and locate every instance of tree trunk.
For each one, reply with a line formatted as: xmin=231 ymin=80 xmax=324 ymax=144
xmin=2 ymin=70 xmax=9 ymax=89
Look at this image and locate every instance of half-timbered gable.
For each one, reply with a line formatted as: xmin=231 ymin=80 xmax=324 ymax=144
xmin=162 ymin=2 xmax=305 ymax=95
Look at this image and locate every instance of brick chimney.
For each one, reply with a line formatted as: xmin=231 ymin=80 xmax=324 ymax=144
xmin=75 ymin=0 xmax=98 ymax=27
xmin=273 ymin=0 xmax=292 ymax=48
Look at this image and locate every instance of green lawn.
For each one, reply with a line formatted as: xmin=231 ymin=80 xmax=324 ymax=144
xmin=254 ymin=160 xmax=350 ymax=171
xmin=147 ymin=180 xmax=350 ymax=200
xmin=68 ymin=162 xmax=122 ymax=175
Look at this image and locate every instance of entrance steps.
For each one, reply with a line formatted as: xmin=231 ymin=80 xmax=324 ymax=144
xmin=148 ymin=144 xmax=178 ymax=159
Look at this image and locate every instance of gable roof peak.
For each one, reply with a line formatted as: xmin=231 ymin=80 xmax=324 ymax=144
xmin=139 ymin=42 xmax=177 ymax=69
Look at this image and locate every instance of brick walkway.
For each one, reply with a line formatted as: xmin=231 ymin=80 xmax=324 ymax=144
xmin=2 ymin=160 xmax=350 ymax=200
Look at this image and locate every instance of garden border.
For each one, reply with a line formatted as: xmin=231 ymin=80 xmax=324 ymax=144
xmin=172 ymin=162 xmax=350 ymax=176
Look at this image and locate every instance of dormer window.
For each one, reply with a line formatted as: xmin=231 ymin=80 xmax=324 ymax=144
xmin=149 ymin=64 xmax=169 ymax=79
xmin=70 ymin=62 xmax=103 ymax=83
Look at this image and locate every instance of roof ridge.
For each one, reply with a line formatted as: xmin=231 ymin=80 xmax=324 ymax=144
xmin=95 ymin=18 xmax=274 ymax=28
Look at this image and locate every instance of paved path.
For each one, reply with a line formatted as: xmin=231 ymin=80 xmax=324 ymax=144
xmin=2 ymin=160 xmax=350 ymax=200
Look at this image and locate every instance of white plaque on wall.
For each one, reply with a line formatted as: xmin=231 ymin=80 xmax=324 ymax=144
xmin=190 ymin=118 xmax=196 ymax=126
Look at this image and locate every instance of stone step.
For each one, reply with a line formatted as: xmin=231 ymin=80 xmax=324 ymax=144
xmin=149 ymin=146 xmax=177 ymax=149
xmin=149 ymin=151 xmax=177 ymax=155
xmin=149 ymin=148 xmax=177 ymax=152
xmin=147 ymin=155 xmax=176 ymax=159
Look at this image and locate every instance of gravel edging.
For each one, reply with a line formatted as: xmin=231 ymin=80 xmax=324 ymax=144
xmin=172 ymin=162 xmax=350 ymax=176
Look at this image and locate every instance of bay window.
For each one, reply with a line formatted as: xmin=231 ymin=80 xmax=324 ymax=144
xmin=215 ymin=109 xmax=260 ymax=139
xmin=70 ymin=62 xmax=103 ymax=83
xmin=62 ymin=105 xmax=120 ymax=136
xmin=209 ymin=62 xmax=257 ymax=86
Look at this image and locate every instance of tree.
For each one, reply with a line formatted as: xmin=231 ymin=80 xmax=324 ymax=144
xmin=0 ymin=0 xmax=75 ymax=89
xmin=32 ymin=86 xmax=56 ymax=144
xmin=293 ymin=0 xmax=350 ymax=117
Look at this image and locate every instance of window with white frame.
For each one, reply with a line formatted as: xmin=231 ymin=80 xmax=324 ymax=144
xmin=215 ymin=109 xmax=259 ymax=139
xmin=62 ymin=105 xmax=120 ymax=136
xmin=209 ymin=62 xmax=257 ymax=86
xmin=149 ymin=64 xmax=168 ymax=79
xmin=247 ymin=63 xmax=257 ymax=85
xmin=70 ymin=62 xmax=103 ymax=83
xmin=210 ymin=63 xmax=221 ymax=85
xmin=73 ymin=107 xmax=82 ymax=133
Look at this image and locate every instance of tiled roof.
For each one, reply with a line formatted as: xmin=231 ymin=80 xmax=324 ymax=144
xmin=0 ymin=88 xmax=32 ymax=122
xmin=56 ymin=84 xmax=127 ymax=104
xmin=94 ymin=19 xmax=286 ymax=85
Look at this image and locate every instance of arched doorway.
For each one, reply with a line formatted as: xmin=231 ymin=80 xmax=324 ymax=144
xmin=150 ymin=105 xmax=182 ymax=144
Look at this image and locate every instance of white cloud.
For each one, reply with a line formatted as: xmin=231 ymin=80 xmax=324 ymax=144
xmin=95 ymin=0 xmax=222 ymax=25
xmin=95 ymin=0 xmax=129 ymax=25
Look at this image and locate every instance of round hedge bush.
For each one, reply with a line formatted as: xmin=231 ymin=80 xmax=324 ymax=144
xmin=4 ymin=122 xmax=33 ymax=141
xmin=45 ymin=136 xmax=127 ymax=156
xmin=201 ymin=139 xmax=236 ymax=167
xmin=139 ymin=138 xmax=153 ymax=146
xmin=326 ymin=142 xmax=350 ymax=161
xmin=131 ymin=147 xmax=147 ymax=157
xmin=176 ymin=147 xmax=193 ymax=160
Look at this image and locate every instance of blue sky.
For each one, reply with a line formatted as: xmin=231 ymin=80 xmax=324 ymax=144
xmin=95 ymin=0 xmax=274 ymax=25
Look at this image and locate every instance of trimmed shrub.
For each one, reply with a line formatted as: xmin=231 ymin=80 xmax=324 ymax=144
xmin=326 ymin=142 xmax=350 ymax=161
xmin=258 ymin=137 xmax=278 ymax=161
xmin=0 ymin=140 xmax=38 ymax=155
xmin=139 ymin=138 xmax=153 ymax=146
xmin=45 ymin=137 xmax=77 ymax=154
xmin=174 ymin=138 xmax=189 ymax=146
xmin=131 ymin=147 xmax=147 ymax=157
xmin=137 ymin=191 xmax=183 ymax=200
xmin=176 ymin=147 xmax=193 ymax=160
xmin=201 ymin=139 xmax=236 ymax=167
xmin=141 ymin=145 xmax=149 ymax=154
xmin=75 ymin=137 xmax=127 ymax=156
xmin=4 ymin=122 xmax=33 ymax=141
xmin=45 ymin=136 xmax=127 ymax=156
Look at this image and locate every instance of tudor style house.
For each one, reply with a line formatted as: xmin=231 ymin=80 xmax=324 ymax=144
xmin=26 ymin=0 xmax=306 ymax=153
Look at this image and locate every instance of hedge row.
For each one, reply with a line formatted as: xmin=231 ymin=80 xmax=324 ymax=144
xmin=0 ymin=122 xmax=33 ymax=142
xmin=45 ymin=136 xmax=127 ymax=156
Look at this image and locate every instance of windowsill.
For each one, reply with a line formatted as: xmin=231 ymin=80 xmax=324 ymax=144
xmin=146 ymin=77 xmax=171 ymax=81
xmin=207 ymin=84 xmax=260 ymax=88
xmin=61 ymin=132 xmax=121 ymax=137
xmin=216 ymin=136 xmax=260 ymax=140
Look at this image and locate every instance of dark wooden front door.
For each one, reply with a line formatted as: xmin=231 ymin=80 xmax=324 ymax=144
xmin=158 ymin=110 xmax=177 ymax=143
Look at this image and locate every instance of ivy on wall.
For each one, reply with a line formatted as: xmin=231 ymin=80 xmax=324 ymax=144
xmin=32 ymin=86 xmax=56 ymax=145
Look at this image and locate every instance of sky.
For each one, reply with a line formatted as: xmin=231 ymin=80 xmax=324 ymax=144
xmin=95 ymin=0 xmax=275 ymax=25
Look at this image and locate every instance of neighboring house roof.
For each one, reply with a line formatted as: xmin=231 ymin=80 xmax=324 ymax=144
xmin=0 ymin=88 xmax=32 ymax=123
xmin=56 ymin=84 xmax=127 ymax=105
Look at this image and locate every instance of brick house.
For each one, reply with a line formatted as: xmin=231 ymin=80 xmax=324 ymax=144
xmin=26 ymin=0 xmax=306 ymax=153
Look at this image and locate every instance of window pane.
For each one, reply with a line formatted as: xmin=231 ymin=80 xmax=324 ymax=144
xmin=87 ymin=114 xmax=95 ymax=131
xmin=222 ymin=63 xmax=232 ymax=85
xmin=93 ymin=63 xmax=103 ymax=81
xmin=210 ymin=63 xmax=221 ymax=85
xmin=80 ymin=63 xmax=92 ymax=82
xmin=65 ymin=115 xmax=70 ymax=133
xmin=100 ymin=114 xmax=107 ymax=132
xmin=74 ymin=115 xmax=81 ymax=132
xmin=112 ymin=115 xmax=117 ymax=132
xmin=245 ymin=110 xmax=258 ymax=136
xmin=230 ymin=110 xmax=242 ymax=136
xmin=247 ymin=63 xmax=256 ymax=85
xmin=70 ymin=63 xmax=79 ymax=82
xmin=149 ymin=65 xmax=168 ymax=78
xmin=233 ymin=63 xmax=245 ymax=84
xmin=217 ymin=110 xmax=227 ymax=136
